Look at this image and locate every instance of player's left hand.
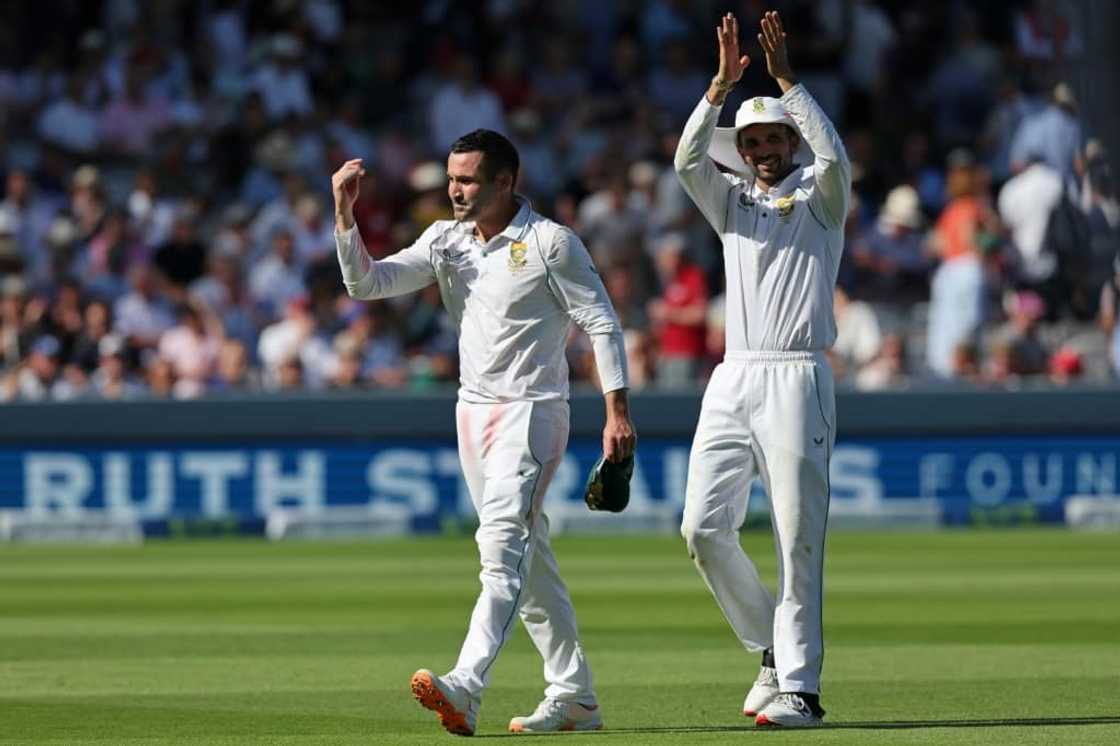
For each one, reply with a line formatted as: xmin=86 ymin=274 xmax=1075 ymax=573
xmin=603 ymin=414 xmax=637 ymax=464
xmin=758 ymin=10 xmax=795 ymax=81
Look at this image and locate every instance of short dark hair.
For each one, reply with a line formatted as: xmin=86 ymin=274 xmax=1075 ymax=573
xmin=450 ymin=129 xmax=520 ymax=185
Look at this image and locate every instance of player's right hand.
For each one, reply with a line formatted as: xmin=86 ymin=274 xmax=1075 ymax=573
xmin=715 ymin=13 xmax=750 ymax=85
xmin=331 ymin=158 xmax=365 ymax=214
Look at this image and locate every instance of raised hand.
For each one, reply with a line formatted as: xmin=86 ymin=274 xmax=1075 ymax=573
xmin=716 ymin=13 xmax=750 ymax=85
xmin=758 ymin=10 xmax=796 ymax=85
xmin=332 ymin=158 xmax=365 ymax=230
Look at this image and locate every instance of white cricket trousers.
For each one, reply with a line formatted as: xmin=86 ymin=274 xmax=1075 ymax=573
xmin=681 ymin=350 xmax=834 ymax=694
xmin=447 ymin=399 xmax=596 ymax=705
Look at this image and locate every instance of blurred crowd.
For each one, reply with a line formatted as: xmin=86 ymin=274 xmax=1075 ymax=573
xmin=1 ymin=0 xmax=1118 ymax=402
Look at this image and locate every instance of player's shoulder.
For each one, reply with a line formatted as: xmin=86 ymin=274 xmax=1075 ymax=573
xmin=522 ymin=208 xmax=566 ymax=238
xmin=525 ymin=209 xmax=581 ymax=245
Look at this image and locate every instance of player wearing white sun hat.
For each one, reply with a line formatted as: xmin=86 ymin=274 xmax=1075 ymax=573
xmin=675 ymin=10 xmax=851 ymax=728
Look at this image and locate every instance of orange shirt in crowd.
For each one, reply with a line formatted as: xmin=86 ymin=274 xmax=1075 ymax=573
xmin=934 ymin=196 xmax=983 ymax=262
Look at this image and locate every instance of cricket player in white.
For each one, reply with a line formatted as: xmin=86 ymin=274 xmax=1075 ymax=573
xmin=676 ymin=11 xmax=849 ymax=727
xmin=331 ymin=129 xmax=636 ymax=736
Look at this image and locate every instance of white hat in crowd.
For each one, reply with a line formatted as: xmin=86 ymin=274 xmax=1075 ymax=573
xmin=409 ymin=162 xmax=446 ymax=193
xmin=878 ymin=185 xmax=924 ymax=231
xmin=708 ymin=96 xmax=813 ymax=177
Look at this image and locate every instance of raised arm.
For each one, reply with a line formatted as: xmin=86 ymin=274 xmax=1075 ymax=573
xmin=759 ymin=10 xmax=850 ymax=227
xmin=674 ymin=13 xmax=749 ymax=235
xmin=332 ymin=159 xmax=436 ymax=299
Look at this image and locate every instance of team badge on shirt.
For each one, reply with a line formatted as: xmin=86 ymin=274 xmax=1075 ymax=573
xmin=776 ymin=195 xmax=796 ymax=218
xmin=508 ymin=241 xmax=528 ymax=271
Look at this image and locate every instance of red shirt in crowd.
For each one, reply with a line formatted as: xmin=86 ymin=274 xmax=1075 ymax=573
xmin=657 ymin=264 xmax=708 ymax=358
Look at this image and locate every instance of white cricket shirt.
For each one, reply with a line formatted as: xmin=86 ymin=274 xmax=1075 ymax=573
xmin=335 ymin=198 xmax=628 ymax=403
xmin=675 ymin=83 xmax=851 ymax=353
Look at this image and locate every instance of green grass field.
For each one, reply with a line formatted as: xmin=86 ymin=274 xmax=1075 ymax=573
xmin=2 ymin=529 xmax=1119 ymax=744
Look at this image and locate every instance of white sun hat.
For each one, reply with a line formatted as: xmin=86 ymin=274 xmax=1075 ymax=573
xmin=878 ymin=185 xmax=924 ymax=230
xmin=708 ymin=96 xmax=813 ymax=177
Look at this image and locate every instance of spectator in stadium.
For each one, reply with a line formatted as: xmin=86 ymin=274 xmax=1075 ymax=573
xmin=406 ymin=162 xmax=454 ymax=230
xmin=529 ymin=37 xmax=589 ymax=123
xmin=9 ymin=335 xmax=61 ymax=401
xmin=327 ymin=334 xmax=365 ymax=390
xmin=428 ymin=57 xmax=507 ymax=155
xmin=71 ymin=299 xmax=114 ymax=372
xmin=1 ymin=169 xmax=58 ymax=283
xmin=99 ymin=64 xmax=171 ymax=157
xmin=831 ymin=286 xmax=883 ymax=382
xmin=48 ymin=279 xmax=86 ymax=364
xmin=998 ymin=153 xmax=1065 ymax=298
xmin=987 ymin=290 xmax=1050 ymax=381
xmin=603 ymin=263 xmax=654 ymax=389
xmin=1081 ymin=140 xmax=1120 ymax=288
xmin=90 ymin=334 xmax=144 ymax=400
xmin=250 ymin=34 xmax=314 ymax=122
xmin=0 ymin=278 xmax=27 ymax=371
xmin=1014 ymin=0 xmax=1084 ymax=63
xmin=348 ymin=170 xmax=403 ymax=260
xmin=951 ymin=338 xmax=984 ymax=383
xmin=0 ymin=209 xmax=22 ymax=277
xmin=152 ymin=211 xmax=208 ymax=298
xmin=981 ymin=76 xmax=1043 ymax=185
xmin=922 ymin=8 xmax=1001 ymax=150
xmin=647 ymin=232 xmax=707 ymax=387
xmin=577 ymin=171 xmax=648 ymax=271
xmin=251 ymin=170 xmax=309 ymax=257
xmin=188 ymin=250 xmax=256 ymax=350
xmin=273 ymin=355 xmax=304 ymax=390
xmin=158 ymin=303 xmax=223 ymax=398
xmin=50 ymin=360 xmax=90 ymax=401
xmin=854 ymin=185 xmax=931 ymax=302
xmin=352 ymin=305 xmax=409 ymax=390
xmin=926 ymin=150 xmax=999 ymax=378
xmin=257 ymin=296 xmax=322 ymax=390
xmin=114 ymin=263 xmax=175 ymax=356
xmin=649 ymin=39 xmax=710 ymax=127
xmin=36 ymin=74 xmax=101 ymax=155
xmin=1008 ymin=82 xmax=1083 ymax=183
xmin=69 ymin=166 xmax=108 ymax=250
xmin=509 ymin=108 xmax=562 ymax=204
xmin=855 ymin=332 xmax=908 ymax=390
xmin=248 ymin=228 xmax=305 ymax=321
xmin=209 ymin=339 xmax=260 ymax=393
xmin=1099 ymin=256 xmax=1120 ymax=378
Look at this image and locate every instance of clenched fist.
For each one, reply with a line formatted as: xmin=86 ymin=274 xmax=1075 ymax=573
xmin=332 ymin=158 xmax=365 ymax=231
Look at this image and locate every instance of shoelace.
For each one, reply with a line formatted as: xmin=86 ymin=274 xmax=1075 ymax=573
xmin=772 ymin=693 xmax=810 ymax=715
xmin=756 ymin=667 xmax=778 ymax=686
xmin=533 ymin=699 xmax=569 ymax=721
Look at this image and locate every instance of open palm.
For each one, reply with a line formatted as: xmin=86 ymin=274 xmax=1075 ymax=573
xmin=758 ymin=10 xmax=794 ymax=81
xmin=716 ymin=13 xmax=751 ymax=83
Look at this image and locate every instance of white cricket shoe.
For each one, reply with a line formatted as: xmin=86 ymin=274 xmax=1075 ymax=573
xmin=508 ymin=699 xmax=603 ymax=733
xmin=742 ymin=665 xmax=779 ymax=717
xmin=410 ymin=669 xmax=478 ymax=736
xmin=755 ymin=693 xmax=824 ymax=727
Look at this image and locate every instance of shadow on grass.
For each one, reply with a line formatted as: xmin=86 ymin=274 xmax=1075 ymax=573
xmin=473 ymin=715 xmax=1120 ymax=737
